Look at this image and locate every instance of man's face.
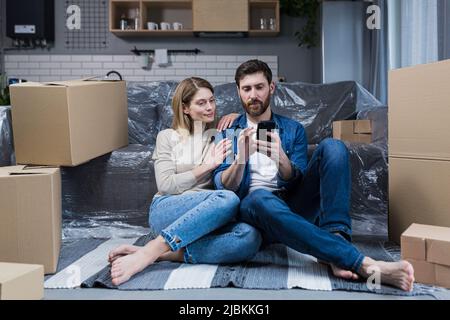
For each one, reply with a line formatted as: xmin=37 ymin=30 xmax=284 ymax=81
xmin=238 ymin=72 xmax=275 ymax=118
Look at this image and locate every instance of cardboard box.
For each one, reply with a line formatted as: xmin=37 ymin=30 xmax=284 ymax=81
xmin=0 ymin=165 xmax=61 ymax=274
xmin=332 ymin=120 xmax=372 ymax=143
xmin=0 ymin=263 xmax=44 ymax=300
xmin=401 ymin=224 xmax=450 ymax=288
xmin=388 ymin=157 xmax=450 ymax=243
xmin=389 ymin=59 xmax=450 ymax=161
xmin=9 ymin=79 xmax=129 ymax=166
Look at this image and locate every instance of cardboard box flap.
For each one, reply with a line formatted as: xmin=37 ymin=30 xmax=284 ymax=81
xmin=353 ymin=120 xmax=372 ymax=134
xmin=0 ymin=165 xmax=59 ymax=177
xmin=0 ymin=263 xmax=42 ymax=283
xmin=403 ymin=223 xmax=450 ymax=242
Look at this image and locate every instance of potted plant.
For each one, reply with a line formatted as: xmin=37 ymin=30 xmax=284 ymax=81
xmin=280 ymin=0 xmax=321 ymax=48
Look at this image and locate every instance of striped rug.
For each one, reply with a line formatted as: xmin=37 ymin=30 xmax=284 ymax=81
xmin=44 ymin=234 xmax=447 ymax=298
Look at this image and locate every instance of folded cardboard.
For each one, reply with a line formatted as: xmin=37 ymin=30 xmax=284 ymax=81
xmin=389 ymin=59 xmax=450 ymax=161
xmin=332 ymin=120 xmax=372 ymax=143
xmin=388 ymin=157 xmax=450 ymax=243
xmin=9 ymin=79 xmax=129 ymax=166
xmin=0 ymin=165 xmax=61 ymax=274
xmin=0 ymin=262 xmax=44 ymax=300
xmin=401 ymin=224 xmax=450 ymax=288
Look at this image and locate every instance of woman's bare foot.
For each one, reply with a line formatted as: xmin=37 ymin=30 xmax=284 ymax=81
xmin=108 ymin=244 xmax=140 ymax=263
xmin=157 ymin=249 xmax=185 ymax=262
xmin=110 ymin=236 xmax=170 ymax=286
xmin=359 ymin=257 xmax=415 ymax=292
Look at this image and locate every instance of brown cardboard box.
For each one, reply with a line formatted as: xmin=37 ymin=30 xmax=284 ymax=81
xmin=401 ymin=224 xmax=450 ymax=288
xmin=389 ymin=59 xmax=450 ymax=161
xmin=388 ymin=157 xmax=450 ymax=243
xmin=0 ymin=165 xmax=61 ymax=274
xmin=0 ymin=262 xmax=44 ymax=300
xmin=9 ymin=79 xmax=129 ymax=166
xmin=332 ymin=120 xmax=372 ymax=143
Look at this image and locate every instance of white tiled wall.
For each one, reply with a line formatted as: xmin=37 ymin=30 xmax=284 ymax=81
xmin=4 ymin=54 xmax=278 ymax=85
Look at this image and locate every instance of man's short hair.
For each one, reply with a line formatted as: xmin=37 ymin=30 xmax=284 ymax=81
xmin=234 ymin=59 xmax=273 ymax=87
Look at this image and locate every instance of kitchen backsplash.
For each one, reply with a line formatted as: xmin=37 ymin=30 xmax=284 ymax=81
xmin=4 ymin=54 xmax=278 ymax=85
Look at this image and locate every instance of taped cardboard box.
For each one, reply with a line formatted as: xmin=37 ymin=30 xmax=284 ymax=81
xmin=401 ymin=224 xmax=450 ymax=288
xmin=389 ymin=59 xmax=450 ymax=161
xmin=9 ymin=79 xmax=129 ymax=166
xmin=0 ymin=263 xmax=44 ymax=300
xmin=0 ymin=165 xmax=61 ymax=274
xmin=332 ymin=120 xmax=372 ymax=143
xmin=388 ymin=157 xmax=450 ymax=243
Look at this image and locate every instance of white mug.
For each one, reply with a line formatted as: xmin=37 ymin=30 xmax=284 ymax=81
xmin=147 ymin=22 xmax=159 ymax=30
xmin=160 ymin=22 xmax=171 ymax=30
xmin=172 ymin=22 xmax=183 ymax=30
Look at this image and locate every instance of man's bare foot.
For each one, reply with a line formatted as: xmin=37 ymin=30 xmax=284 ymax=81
xmin=359 ymin=257 xmax=415 ymax=292
xmin=325 ymin=232 xmax=359 ymax=280
xmin=330 ymin=264 xmax=360 ymax=280
xmin=108 ymin=244 xmax=140 ymax=263
xmin=110 ymin=236 xmax=170 ymax=286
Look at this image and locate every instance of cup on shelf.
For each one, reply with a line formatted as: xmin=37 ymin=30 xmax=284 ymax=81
xmin=259 ymin=18 xmax=268 ymax=30
xmin=269 ymin=18 xmax=276 ymax=31
xmin=147 ymin=22 xmax=159 ymax=30
xmin=172 ymin=22 xmax=183 ymax=31
xmin=160 ymin=22 xmax=171 ymax=30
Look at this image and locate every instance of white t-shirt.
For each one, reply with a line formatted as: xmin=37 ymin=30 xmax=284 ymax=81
xmin=246 ymin=119 xmax=280 ymax=194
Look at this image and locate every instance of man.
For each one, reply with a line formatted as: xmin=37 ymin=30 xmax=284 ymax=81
xmin=214 ymin=59 xmax=414 ymax=292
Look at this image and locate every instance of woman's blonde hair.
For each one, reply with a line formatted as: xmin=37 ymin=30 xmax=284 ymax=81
xmin=171 ymin=77 xmax=216 ymax=135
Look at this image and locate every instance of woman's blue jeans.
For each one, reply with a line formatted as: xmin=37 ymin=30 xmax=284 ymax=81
xmin=240 ymin=138 xmax=365 ymax=272
xmin=149 ymin=190 xmax=262 ymax=264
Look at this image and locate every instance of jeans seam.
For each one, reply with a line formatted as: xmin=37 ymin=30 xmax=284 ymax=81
xmin=161 ymin=229 xmax=183 ymax=252
xmin=351 ymin=253 xmax=365 ymax=272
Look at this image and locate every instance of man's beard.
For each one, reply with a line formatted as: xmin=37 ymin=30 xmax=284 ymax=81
xmin=242 ymin=95 xmax=271 ymax=118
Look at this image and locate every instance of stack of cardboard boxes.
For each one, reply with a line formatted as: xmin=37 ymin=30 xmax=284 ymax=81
xmin=401 ymin=224 xmax=450 ymax=288
xmin=388 ymin=59 xmax=450 ymax=244
xmin=0 ymin=79 xmax=129 ymax=299
xmin=389 ymin=59 xmax=450 ymax=288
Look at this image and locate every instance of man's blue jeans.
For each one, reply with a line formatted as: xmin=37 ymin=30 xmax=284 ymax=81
xmin=240 ymin=138 xmax=365 ymax=272
xmin=149 ymin=190 xmax=262 ymax=264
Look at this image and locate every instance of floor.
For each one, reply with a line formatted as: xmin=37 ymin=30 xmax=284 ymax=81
xmin=44 ymin=287 xmax=450 ymax=300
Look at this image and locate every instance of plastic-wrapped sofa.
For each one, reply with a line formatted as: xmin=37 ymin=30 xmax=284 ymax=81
xmin=0 ymin=81 xmax=388 ymax=240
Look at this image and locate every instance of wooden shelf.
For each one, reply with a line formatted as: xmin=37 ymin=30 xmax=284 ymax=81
xmin=109 ymin=0 xmax=279 ymax=36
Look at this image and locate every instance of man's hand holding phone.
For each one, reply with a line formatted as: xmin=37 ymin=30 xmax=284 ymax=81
xmin=236 ymin=127 xmax=257 ymax=164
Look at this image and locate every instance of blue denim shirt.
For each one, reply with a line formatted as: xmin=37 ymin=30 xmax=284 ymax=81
xmin=213 ymin=112 xmax=308 ymax=199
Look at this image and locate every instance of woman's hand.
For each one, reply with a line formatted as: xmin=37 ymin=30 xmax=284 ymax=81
xmin=217 ymin=113 xmax=240 ymax=131
xmin=204 ymin=138 xmax=232 ymax=170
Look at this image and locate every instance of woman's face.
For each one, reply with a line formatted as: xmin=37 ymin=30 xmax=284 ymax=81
xmin=183 ymin=87 xmax=216 ymax=124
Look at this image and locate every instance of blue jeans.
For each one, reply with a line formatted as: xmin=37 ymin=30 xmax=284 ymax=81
xmin=149 ymin=190 xmax=262 ymax=264
xmin=240 ymin=138 xmax=365 ymax=272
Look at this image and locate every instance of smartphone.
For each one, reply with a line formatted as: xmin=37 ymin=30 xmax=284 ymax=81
xmin=256 ymin=120 xmax=276 ymax=142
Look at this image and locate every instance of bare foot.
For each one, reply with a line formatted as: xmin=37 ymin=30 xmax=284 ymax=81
xmin=108 ymin=244 xmax=140 ymax=263
xmin=157 ymin=249 xmax=185 ymax=263
xmin=323 ymin=232 xmax=359 ymax=281
xmin=110 ymin=236 xmax=170 ymax=286
xmin=330 ymin=264 xmax=360 ymax=280
xmin=359 ymin=257 xmax=415 ymax=292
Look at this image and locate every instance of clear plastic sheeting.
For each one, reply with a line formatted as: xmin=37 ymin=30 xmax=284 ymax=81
xmin=272 ymin=81 xmax=384 ymax=145
xmin=127 ymin=81 xmax=178 ymax=145
xmin=2 ymin=80 xmax=390 ymax=240
xmin=357 ymin=106 xmax=388 ymax=154
xmin=61 ymin=144 xmax=156 ymax=238
xmin=347 ymin=142 xmax=388 ymax=237
xmin=0 ymin=106 xmax=15 ymax=166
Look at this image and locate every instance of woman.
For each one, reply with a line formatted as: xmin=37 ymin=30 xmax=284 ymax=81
xmin=108 ymin=77 xmax=261 ymax=286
